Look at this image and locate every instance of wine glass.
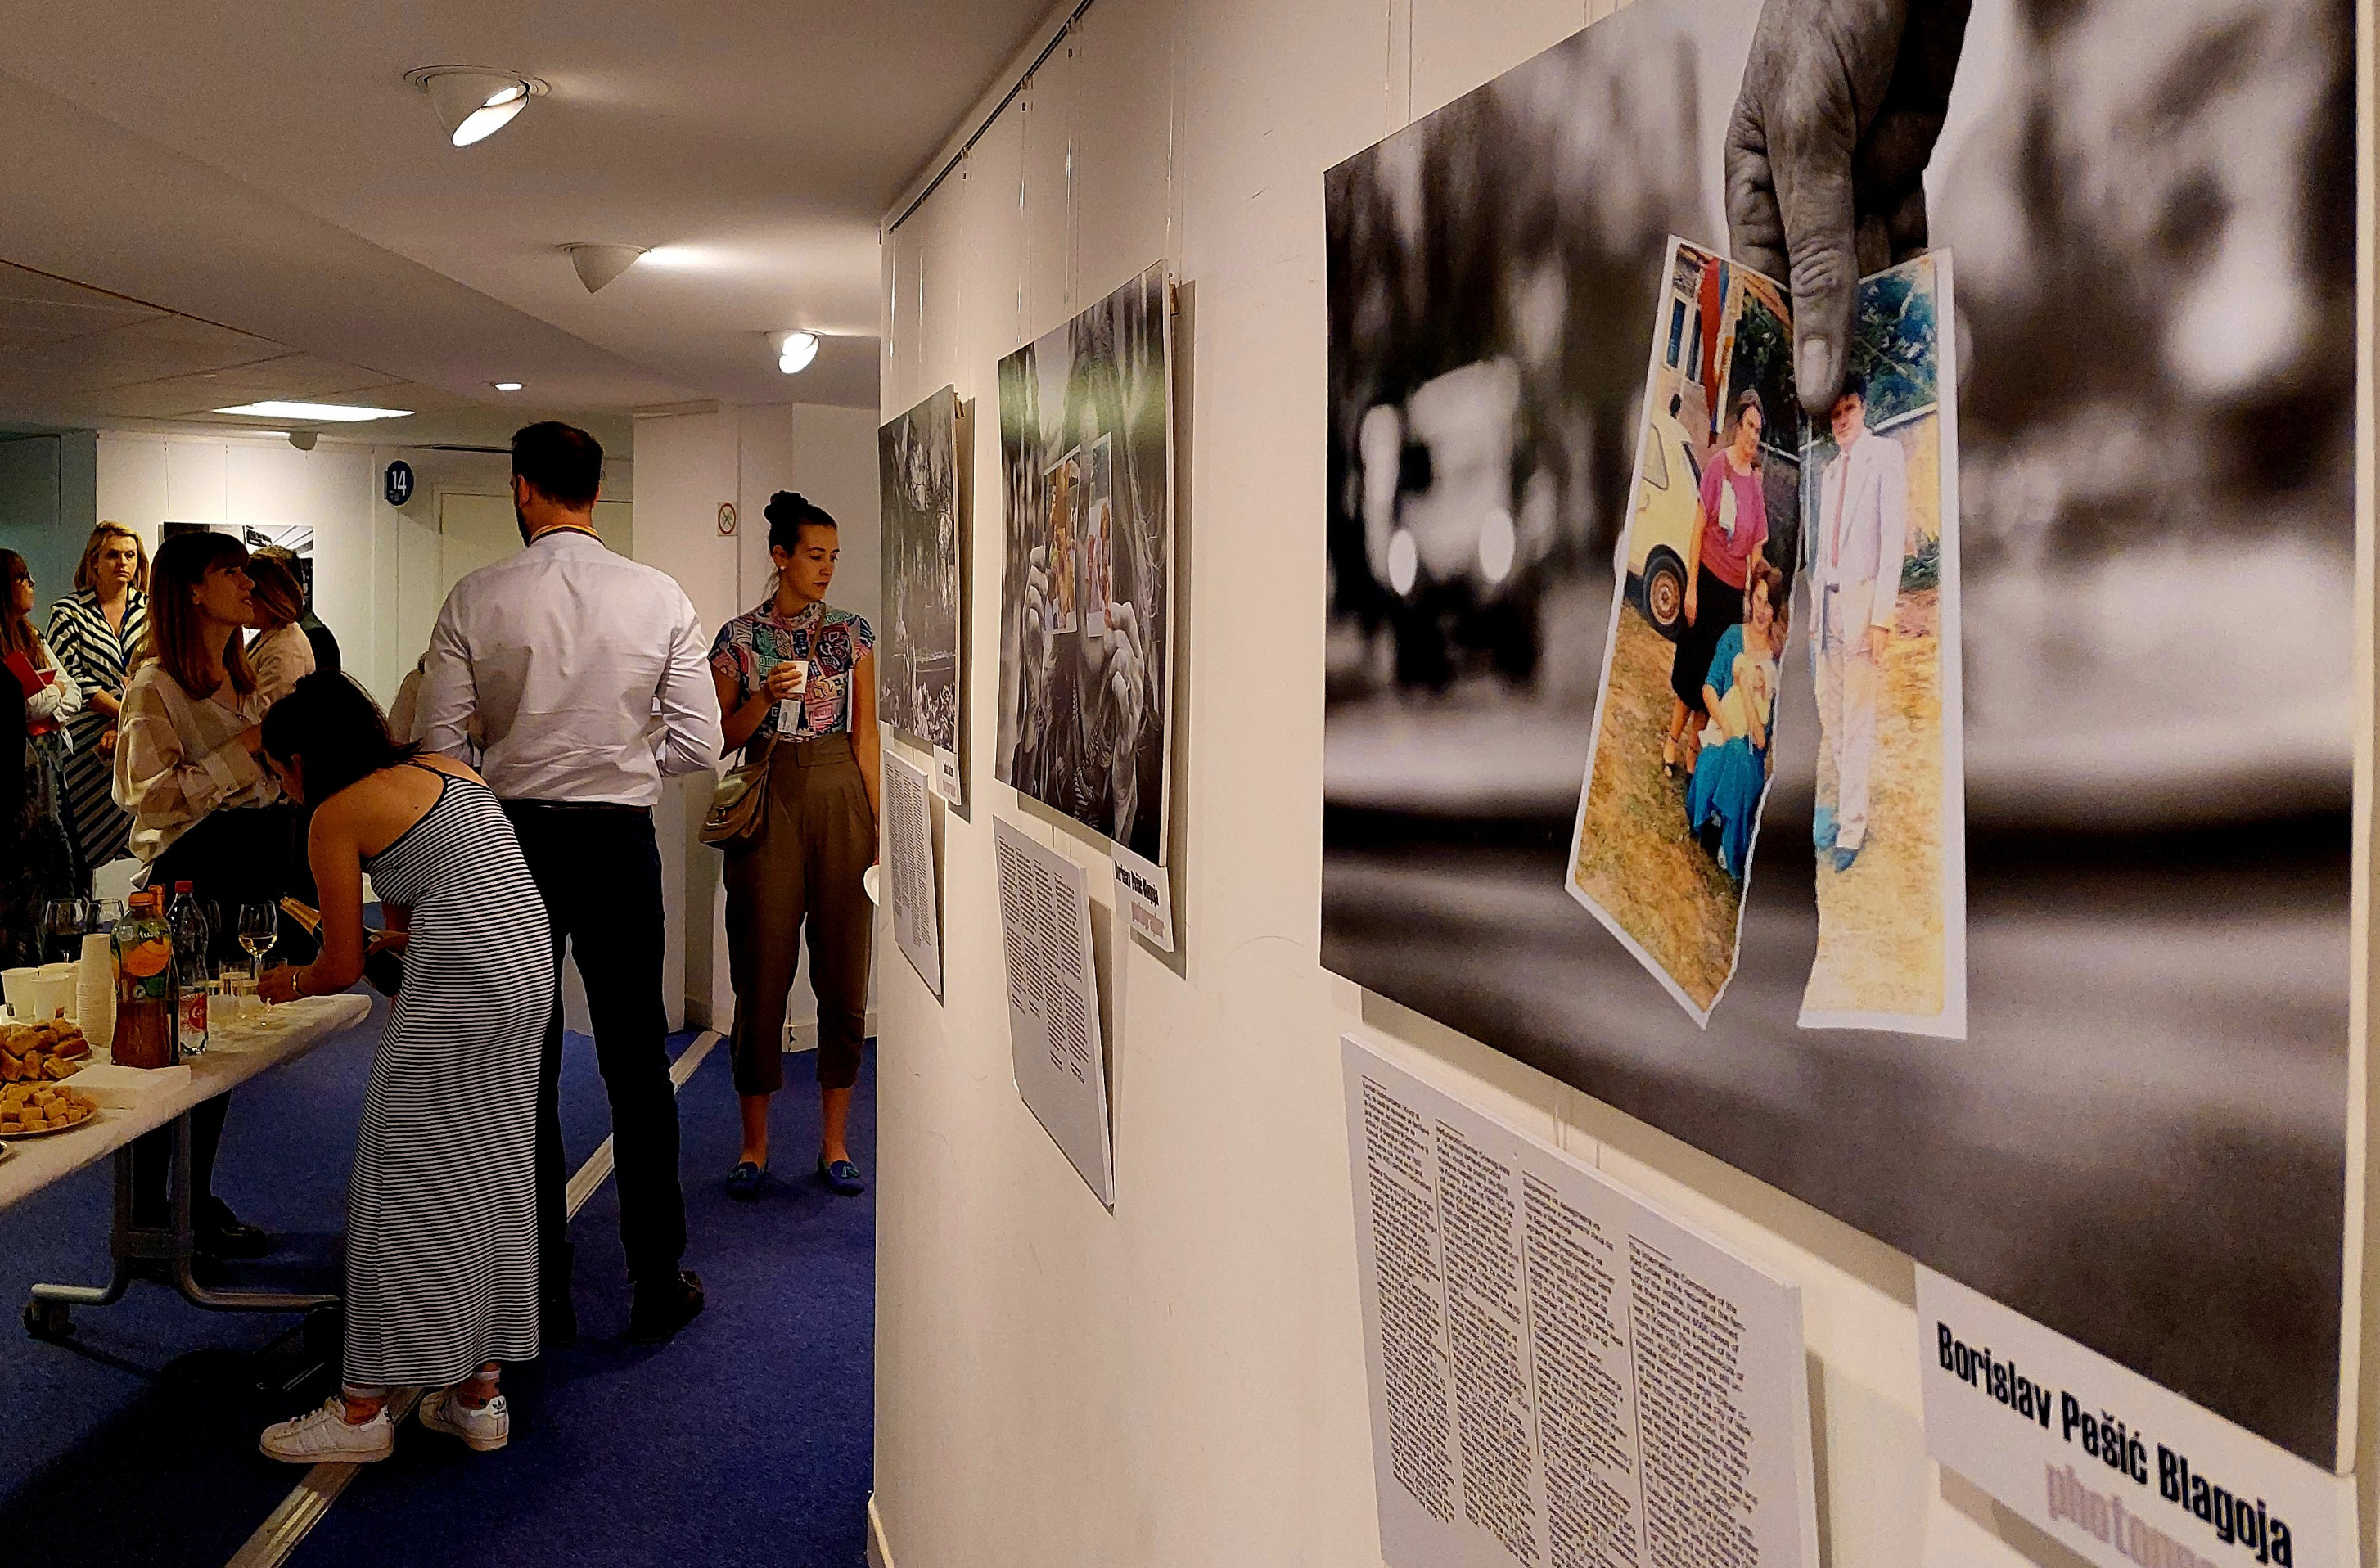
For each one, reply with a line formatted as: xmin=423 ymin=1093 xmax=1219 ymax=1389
xmin=238 ymin=903 xmax=280 ymax=991
xmin=88 ymin=899 xmax=125 ymax=933
xmin=40 ymin=899 xmax=88 ymax=966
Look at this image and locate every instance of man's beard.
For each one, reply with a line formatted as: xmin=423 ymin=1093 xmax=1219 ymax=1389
xmin=516 ymin=504 xmax=533 ymax=547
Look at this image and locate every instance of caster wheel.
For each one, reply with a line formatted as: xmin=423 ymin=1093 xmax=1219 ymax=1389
xmin=24 ymin=1299 xmax=71 ymax=1340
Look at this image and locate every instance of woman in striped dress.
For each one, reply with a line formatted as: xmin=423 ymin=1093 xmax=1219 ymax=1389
xmin=253 ymin=673 xmax=551 ymax=1462
xmin=47 ymin=524 xmax=148 ymax=884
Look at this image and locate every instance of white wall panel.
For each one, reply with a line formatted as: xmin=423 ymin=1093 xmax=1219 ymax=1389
xmin=869 ymin=1 xmax=2094 ymax=1567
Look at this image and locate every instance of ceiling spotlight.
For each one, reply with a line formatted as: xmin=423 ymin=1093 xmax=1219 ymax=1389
xmin=406 ymin=67 xmax=548 ymax=148
xmin=565 ymin=243 xmax=647 ymax=294
xmin=493 ymin=381 xmax=524 ymax=392
xmin=778 ymin=331 xmax=820 ymax=375
xmin=214 ymin=400 xmax=412 ymax=422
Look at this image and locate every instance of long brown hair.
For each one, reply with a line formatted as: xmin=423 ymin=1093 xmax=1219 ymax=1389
xmin=0 ymin=551 xmax=41 ymax=663
xmin=142 ymin=532 xmax=255 ymax=699
xmin=73 ymin=523 xmax=148 ymax=596
xmin=245 ymin=547 xmax=307 ymax=629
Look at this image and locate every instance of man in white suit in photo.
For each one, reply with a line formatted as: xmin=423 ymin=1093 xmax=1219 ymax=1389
xmin=1811 ymin=372 xmax=1908 ymax=874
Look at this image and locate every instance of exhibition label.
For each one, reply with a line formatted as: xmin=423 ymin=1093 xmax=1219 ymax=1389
xmin=1916 ymin=1268 xmax=2356 ymax=1568
xmin=882 ymin=750 xmax=943 ymax=1000
xmin=993 ymin=818 xmax=1114 ymax=1204
xmin=1342 ymin=1038 xmax=1818 ymax=1568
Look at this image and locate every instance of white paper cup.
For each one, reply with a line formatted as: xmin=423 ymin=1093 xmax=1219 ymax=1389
xmin=863 ymin=865 xmax=881 ymax=905
xmin=1 ymin=968 xmax=39 ymax=1014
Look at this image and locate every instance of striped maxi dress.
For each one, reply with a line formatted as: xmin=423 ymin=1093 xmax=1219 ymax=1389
xmin=44 ymin=588 xmax=146 ymax=878
xmin=343 ymin=764 xmax=552 ymax=1388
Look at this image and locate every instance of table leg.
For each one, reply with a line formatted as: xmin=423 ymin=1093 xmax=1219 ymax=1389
xmin=25 ymin=1109 xmax=336 ymax=1340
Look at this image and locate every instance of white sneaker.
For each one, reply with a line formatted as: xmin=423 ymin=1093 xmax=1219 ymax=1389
xmin=259 ymin=1398 xmax=395 ymax=1464
xmin=417 ymin=1388 xmax=510 ymax=1452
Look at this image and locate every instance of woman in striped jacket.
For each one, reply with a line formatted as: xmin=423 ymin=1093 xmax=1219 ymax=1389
xmin=46 ymin=523 xmax=148 ymax=884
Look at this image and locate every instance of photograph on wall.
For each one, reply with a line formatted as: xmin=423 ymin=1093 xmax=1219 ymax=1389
xmin=1566 ymin=238 xmax=1801 ymax=1022
xmin=1323 ymin=0 xmax=2355 ymax=1467
xmin=995 ymin=262 xmax=1174 ymax=865
xmin=1800 ymin=255 xmax=1968 ymax=1038
xmin=877 ymin=385 xmax=964 ymax=775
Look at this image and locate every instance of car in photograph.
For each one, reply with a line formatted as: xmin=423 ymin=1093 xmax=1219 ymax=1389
xmin=1625 ymin=406 xmax=1702 ymax=640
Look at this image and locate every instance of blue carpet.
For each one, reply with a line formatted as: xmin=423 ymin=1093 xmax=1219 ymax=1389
xmin=0 ymin=995 xmax=873 ymax=1568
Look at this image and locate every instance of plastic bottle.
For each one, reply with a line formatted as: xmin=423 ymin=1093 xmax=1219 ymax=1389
xmin=167 ymin=881 xmax=210 ymax=1058
xmin=110 ymin=890 xmax=176 ymax=1070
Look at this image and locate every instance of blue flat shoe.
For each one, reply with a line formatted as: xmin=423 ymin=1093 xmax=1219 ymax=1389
xmin=1832 ymin=845 xmax=1861 ymax=874
xmin=726 ymin=1160 xmax=768 ymax=1200
xmin=818 ymin=1155 xmax=867 ymax=1196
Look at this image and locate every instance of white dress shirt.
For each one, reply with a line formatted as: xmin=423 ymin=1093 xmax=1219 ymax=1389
xmin=1813 ymin=427 xmax=1910 ymax=642
xmin=420 ymin=528 xmax=724 ymax=807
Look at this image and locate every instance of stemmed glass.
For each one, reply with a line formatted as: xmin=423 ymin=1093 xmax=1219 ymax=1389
xmin=238 ymin=903 xmax=280 ymax=994
xmin=88 ymin=899 xmax=125 ymax=933
xmin=40 ymin=899 xmax=88 ymax=966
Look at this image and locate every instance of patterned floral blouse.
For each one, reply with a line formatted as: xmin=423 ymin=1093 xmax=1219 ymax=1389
xmin=709 ymin=598 xmax=875 ymax=756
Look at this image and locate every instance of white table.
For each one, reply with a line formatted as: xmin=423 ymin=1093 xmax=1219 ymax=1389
xmin=6 ymin=993 xmax=372 ymax=1336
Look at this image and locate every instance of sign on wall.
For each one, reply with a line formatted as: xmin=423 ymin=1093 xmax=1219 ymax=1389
xmin=1343 ymin=1038 xmax=1819 ymax=1568
xmin=1918 ymin=1268 xmax=2356 ymax=1568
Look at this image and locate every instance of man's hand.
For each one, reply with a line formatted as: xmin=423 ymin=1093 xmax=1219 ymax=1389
xmin=96 ymin=726 xmax=116 ymax=758
xmin=1725 ymin=0 xmax=1971 ymax=413
xmin=1865 ymin=623 xmax=1891 ymax=663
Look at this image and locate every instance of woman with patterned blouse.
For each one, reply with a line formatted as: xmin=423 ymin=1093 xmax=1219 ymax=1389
xmin=708 ymin=491 xmax=881 ymax=1201
xmin=46 ymin=522 xmax=148 ymax=882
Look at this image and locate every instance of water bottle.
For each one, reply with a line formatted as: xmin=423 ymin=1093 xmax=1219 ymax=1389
xmin=167 ymin=881 xmax=210 ymax=1058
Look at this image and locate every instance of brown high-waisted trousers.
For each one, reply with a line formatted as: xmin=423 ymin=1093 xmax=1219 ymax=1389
xmin=723 ymin=733 xmax=874 ymax=1095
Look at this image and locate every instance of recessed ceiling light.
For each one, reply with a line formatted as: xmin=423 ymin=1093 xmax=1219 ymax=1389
xmin=493 ymin=381 xmax=524 ymax=392
xmin=778 ymin=331 xmax=820 ymax=375
xmin=214 ymin=401 xmax=413 ymax=422
xmin=405 ymin=67 xmax=549 ymax=148
xmin=564 ymin=243 xmax=647 ymax=294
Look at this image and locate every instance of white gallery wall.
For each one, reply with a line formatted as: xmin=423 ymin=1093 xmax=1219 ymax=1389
xmin=866 ymin=1 xmax=2375 ymax=1566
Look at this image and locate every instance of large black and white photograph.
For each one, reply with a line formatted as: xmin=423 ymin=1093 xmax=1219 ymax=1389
xmin=877 ymin=385 xmax=964 ymax=766
xmin=1322 ymin=0 xmax=2355 ymax=1465
xmin=995 ymin=262 xmax=1174 ymax=865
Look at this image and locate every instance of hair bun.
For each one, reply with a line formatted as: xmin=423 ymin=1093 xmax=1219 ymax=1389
xmin=764 ymin=491 xmax=808 ymax=529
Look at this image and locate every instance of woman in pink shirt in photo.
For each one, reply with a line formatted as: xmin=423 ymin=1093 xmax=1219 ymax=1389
xmin=1662 ymin=391 xmax=1769 ymax=778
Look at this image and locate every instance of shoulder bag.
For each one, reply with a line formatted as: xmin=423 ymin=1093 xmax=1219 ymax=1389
xmin=701 ymin=732 xmax=777 ymax=848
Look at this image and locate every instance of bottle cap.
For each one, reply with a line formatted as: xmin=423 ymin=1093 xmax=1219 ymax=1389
xmin=174 ymin=881 xmax=194 ymax=894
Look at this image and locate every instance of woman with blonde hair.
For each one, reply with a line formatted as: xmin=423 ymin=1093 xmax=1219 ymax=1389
xmin=244 ymin=547 xmax=316 ymax=707
xmin=45 ymin=522 xmax=145 ymax=881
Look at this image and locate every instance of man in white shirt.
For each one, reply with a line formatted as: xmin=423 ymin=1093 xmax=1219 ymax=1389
xmin=1810 ymin=374 xmax=1908 ymax=874
xmin=421 ymin=422 xmax=723 ymax=1346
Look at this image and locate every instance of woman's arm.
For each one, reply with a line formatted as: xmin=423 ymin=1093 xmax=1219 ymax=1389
xmin=715 ymin=666 xmax=766 ymax=752
xmin=112 ymin=678 xmax=264 ymax=827
xmin=26 ymin=650 xmax=79 ymax=721
xmin=1684 ymin=502 xmax=1705 ymax=623
xmin=851 ymin=649 xmax=882 ymax=845
xmin=260 ymin=806 xmax=365 ymax=1001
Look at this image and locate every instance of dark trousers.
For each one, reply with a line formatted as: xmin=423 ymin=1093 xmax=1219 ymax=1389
xmin=723 ymin=737 xmax=874 ymax=1095
xmin=504 ymin=802 xmax=686 ymax=1296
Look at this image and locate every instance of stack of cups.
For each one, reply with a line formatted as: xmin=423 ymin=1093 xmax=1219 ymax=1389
xmin=76 ymin=933 xmax=115 ymax=1049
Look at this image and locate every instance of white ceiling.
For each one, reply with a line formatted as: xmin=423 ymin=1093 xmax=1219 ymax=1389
xmin=0 ymin=0 xmax=1052 ymax=422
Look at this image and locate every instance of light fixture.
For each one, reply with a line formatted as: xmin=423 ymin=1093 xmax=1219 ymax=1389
xmin=214 ymin=400 xmax=413 ymax=422
xmin=778 ymin=331 xmax=820 ymax=375
xmin=493 ymin=381 xmax=524 ymax=392
xmin=406 ymin=67 xmax=548 ymax=148
xmin=565 ymin=243 xmax=647 ymax=294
